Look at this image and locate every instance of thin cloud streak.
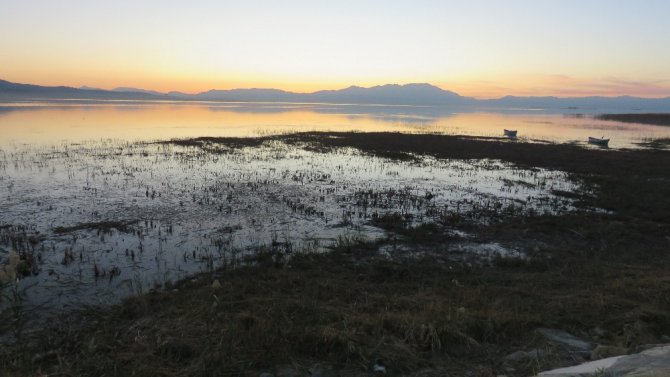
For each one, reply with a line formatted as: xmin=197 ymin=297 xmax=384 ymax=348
xmin=449 ymin=75 xmax=670 ymax=99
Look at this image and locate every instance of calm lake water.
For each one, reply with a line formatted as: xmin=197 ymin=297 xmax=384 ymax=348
xmin=1 ymin=101 xmax=670 ymax=148
xmin=0 ymin=100 xmax=667 ymax=320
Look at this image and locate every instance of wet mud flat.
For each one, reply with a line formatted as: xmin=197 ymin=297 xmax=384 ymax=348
xmin=0 ymin=135 xmax=580 ymax=312
xmin=1 ymin=132 xmax=670 ymax=376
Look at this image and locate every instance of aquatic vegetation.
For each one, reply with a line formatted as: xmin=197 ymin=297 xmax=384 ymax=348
xmin=1 ymin=132 xmax=669 ymax=377
xmin=0 ymin=252 xmax=20 ymax=284
xmin=0 ymin=137 xmax=582 ymax=314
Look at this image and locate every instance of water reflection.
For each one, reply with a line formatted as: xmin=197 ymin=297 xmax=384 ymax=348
xmin=1 ymin=101 xmax=669 ymax=148
xmin=0 ymin=139 xmax=579 ymax=311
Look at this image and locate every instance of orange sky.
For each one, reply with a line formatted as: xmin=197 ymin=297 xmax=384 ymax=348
xmin=2 ymin=1 xmax=670 ymax=98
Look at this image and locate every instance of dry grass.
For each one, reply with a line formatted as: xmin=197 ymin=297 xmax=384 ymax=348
xmin=2 ymin=132 xmax=670 ymax=376
xmin=2 ymin=223 xmax=669 ymax=377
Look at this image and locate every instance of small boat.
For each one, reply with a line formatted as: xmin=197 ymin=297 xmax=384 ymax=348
xmin=503 ymin=129 xmax=517 ymax=137
xmin=588 ymin=137 xmax=609 ymax=146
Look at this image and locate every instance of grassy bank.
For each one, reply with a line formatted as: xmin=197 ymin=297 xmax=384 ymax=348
xmin=2 ymin=132 xmax=670 ymax=376
xmin=595 ymin=113 xmax=670 ymax=127
xmin=2 ymin=225 xmax=669 ymax=377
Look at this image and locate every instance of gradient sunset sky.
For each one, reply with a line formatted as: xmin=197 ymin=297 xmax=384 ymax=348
xmin=2 ymin=0 xmax=670 ymax=98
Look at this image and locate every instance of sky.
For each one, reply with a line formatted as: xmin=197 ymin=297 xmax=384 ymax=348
xmin=1 ymin=0 xmax=670 ymax=98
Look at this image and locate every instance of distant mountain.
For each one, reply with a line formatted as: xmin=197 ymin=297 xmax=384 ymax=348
xmin=194 ymin=88 xmax=301 ymax=102
xmin=0 ymin=79 xmax=165 ymax=100
xmin=81 ymin=85 xmax=165 ymax=96
xmin=113 ymin=87 xmax=165 ymax=96
xmin=80 ymin=85 xmax=103 ymax=91
xmin=186 ymin=83 xmax=474 ymax=105
xmin=310 ymin=83 xmax=473 ymax=105
xmin=2 ymin=78 xmax=670 ymax=111
xmin=166 ymin=91 xmax=191 ymax=98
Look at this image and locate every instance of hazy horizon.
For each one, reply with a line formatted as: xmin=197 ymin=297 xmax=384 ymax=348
xmin=5 ymin=78 xmax=670 ymax=100
xmin=2 ymin=1 xmax=670 ymax=99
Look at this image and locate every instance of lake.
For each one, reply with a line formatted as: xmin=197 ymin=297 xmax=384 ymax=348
xmin=2 ymin=101 xmax=670 ymax=148
xmin=0 ymin=100 xmax=668 ymax=318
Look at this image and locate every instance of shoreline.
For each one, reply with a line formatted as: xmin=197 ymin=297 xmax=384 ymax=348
xmin=596 ymin=113 xmax=670 ymax=126
xmin=2 ymin=132 xmax=670 ymax=376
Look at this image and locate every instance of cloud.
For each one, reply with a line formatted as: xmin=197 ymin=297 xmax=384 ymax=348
xmin=528 ymin=75 xmax=670 ymax=98
xmin=452 ymin=75 xmax=670 ymax=98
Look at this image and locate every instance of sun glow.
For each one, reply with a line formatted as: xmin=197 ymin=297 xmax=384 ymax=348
xmin=2 ymin=1 xmax=670 ymax=97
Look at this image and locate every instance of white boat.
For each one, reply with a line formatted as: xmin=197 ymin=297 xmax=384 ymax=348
xmin=503 ymin=129 xmax=517 ymax=137
xmin=588 ymin=137 xmax=609 ymax=146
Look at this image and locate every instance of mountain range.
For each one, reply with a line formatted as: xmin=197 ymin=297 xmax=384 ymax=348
xmin=2 ymin=79 xmax=670 ymax=111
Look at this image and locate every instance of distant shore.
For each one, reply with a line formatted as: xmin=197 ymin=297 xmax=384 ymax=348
xmin=596 ymin=113 xmax=670 ymax=126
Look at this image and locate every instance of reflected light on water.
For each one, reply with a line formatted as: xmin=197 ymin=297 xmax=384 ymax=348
xmin=1 ymin=101 xmax=670 ymax=148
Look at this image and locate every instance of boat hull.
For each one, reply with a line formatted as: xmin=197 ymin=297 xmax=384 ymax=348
xmin=588 ymin=137 xmax=609 ymax=146
xmin=503 ymin=129 xmax=517 ymax=137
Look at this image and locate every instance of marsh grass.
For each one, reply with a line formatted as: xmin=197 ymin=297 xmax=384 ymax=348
xmin=595 ymin=113 xmax=670 ymax=127
xmin=52 ymin=220 xmax=138 ymax=234
xmin=2 ymin=132 xmax=670 ymax=376
xmin=2 ymin=216 xmax=669 ymax=377
xmin=635 ymin=137 xmax=670 ymax=150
